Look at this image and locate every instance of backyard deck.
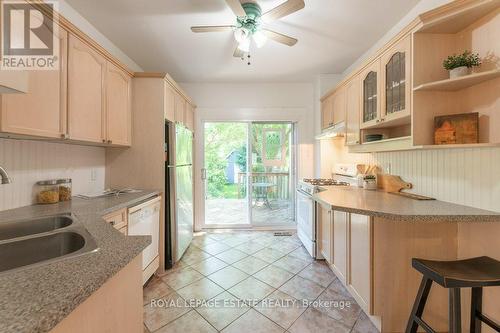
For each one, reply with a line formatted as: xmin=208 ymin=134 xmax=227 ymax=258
xmin=205 ymin=198 xmax=294 ymax=225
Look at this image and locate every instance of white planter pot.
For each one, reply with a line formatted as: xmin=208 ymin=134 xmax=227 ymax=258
xmin=449 ymin=66 xmax=470 ymax=79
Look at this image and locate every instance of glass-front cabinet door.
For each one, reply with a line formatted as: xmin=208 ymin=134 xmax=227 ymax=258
xmin=381 ymin=35 xmax=411 ymax=122
xmin=360 ymin=59 xmax=381 ymax=129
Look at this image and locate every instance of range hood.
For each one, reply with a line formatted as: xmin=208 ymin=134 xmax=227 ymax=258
xmin=315 ymin=121 xmax=346 ymax=140
xmin=0 ymin=71 xmax=28 ymax=94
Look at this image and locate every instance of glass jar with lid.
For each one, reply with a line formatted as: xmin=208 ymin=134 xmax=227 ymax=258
xmin=57 ymin=179 xmax=72 ymax=201
xmin=35 ymin=180 xmax=60 ymax=204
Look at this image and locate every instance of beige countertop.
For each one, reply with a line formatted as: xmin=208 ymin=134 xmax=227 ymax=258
xmin=313 ymin=186 xmax=500 ymax=222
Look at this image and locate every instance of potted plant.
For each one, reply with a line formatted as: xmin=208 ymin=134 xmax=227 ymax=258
xmin=443 ymin=50 xmax=481 ymax=79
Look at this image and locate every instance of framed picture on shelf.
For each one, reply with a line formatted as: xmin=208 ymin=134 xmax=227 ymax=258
xmin=434 ymin=112 xmax=479 ymax=145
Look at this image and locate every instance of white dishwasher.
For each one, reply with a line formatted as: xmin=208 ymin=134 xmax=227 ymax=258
xmin=128 ymin=196 xmax=161 ymax=284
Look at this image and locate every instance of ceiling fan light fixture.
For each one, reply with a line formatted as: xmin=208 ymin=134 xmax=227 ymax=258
xmin=234 ymin=27 xmax=250 ymax=43
xmin=253 ymin=30 xmax=268 ymax=48
xmin=237 ymin=38 xmax=251 ymax=53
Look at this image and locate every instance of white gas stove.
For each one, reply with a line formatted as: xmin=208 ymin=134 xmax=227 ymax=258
xmin=296 ymin=164 xmax=361 ymax=259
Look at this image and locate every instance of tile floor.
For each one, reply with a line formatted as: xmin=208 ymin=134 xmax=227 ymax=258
xmin=143 ymin=231 xmax=379 ymax=333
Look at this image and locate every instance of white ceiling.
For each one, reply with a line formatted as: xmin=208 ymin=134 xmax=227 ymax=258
xmin=65 ymin=0 xmax=420 ymax=82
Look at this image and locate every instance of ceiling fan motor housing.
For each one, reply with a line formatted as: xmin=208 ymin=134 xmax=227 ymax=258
xmin=236 ymin=2 xmax=262 ymax=33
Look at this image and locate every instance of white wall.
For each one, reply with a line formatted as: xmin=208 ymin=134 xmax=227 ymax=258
xmin=0 ymin=139 xmax=105 ymax=211
xmin=181 ymin=82 xmax=315 ymax=228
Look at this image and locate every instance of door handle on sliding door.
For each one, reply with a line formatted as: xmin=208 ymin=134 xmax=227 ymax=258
xmin=201 ymin=168 xmax=207 ymax=180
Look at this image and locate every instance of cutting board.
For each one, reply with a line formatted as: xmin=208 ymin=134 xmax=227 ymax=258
xmin=377 ymin=174 xmax=413 ymax=193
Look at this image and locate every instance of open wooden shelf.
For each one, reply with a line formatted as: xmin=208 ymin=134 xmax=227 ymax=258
xmin=413 ymin=69 xmax=500 ymax=92
xmin=349 ymin=136 xmax=414 ymax=153
xmin=416 ymin=142 xmax=500 ymax=150
xmin=360 ymin=114 xmax=411 ymax=130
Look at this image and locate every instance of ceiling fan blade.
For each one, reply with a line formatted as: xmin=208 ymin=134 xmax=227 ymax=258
xmin=261 ymin=0 xmax=305 ymax=23
xmin=225 ymin=0 xmax=246 ymax=17
xmin=263 ymin=29 xmax=298 ymax=46
xmin=191 ymin=25 xmax=235 ymax=33
xmin=233 ymin=46 xmax=244 ymax=58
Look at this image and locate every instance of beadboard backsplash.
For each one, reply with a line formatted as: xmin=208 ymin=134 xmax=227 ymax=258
xmin=323 ymin=139 xmax=500 ymax=213
xmin=0 ymin=139 xmax=105 ymax=211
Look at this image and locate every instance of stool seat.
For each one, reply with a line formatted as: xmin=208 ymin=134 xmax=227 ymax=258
xmin=412 ymin=256 xmax=500 ymax=288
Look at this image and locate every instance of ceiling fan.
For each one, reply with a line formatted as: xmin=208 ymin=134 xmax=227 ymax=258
xmin=191 ymin=0 xmax=305 ymax=59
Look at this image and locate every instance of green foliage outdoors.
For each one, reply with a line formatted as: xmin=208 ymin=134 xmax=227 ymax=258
xmin=204 ymin=123 xmax=291 ymax=199
xmin=443 ymin=50 xmax=481 ymax=70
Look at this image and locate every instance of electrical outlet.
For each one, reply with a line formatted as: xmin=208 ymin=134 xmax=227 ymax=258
xmin=383 ymin=163 xmax=392 ymax=174
xmin=90 ymin=169 xmax=97 ymax=182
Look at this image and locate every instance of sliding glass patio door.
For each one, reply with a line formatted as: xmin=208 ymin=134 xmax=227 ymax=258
xmin=203 ymin=122 xmax=295 ymax=228
xmin=249 ymin=123 xmax=294 ymax=226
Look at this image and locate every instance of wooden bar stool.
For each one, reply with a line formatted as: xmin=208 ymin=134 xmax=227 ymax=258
xmin=406 ymin=256 xmax=500 ymax=333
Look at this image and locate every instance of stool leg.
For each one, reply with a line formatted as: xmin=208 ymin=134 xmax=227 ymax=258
xmin=470 ymin=287 xmax=482 ymax=333
xmin=449 ymin=288 xmax=462 ymax=333
xmin=405 ymin=277 xmax=433 ymax=333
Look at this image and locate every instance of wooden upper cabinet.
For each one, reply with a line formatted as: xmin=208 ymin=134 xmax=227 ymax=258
xmin=345 ymin=77 xmax=361 ymax=145
xmin=106 ymin=62 xmax=132 ymax=146
xmin=164 ymin=84 xmax=176 ymax=122
xmin=381 ymin=35 xmax=411 ymax=123
xmin=68 ymin=34 xmax=106 ymax=143
xmin=174 ymin=93 xmax=186 ymax=125
xmin=185 ymin=103 xmax=194 ymax=132
xmin=321 ymin=96 xmax=334 ymax=129
xmin=0 ymin=29 xmax=68 ymax=138
xmin=360 ymin=59 xmax=382 ymax=129
xmin=332 ymin=87 xmax=346 ymax=125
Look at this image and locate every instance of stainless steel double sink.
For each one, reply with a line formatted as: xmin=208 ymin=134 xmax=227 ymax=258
xmin=0 ymin=215 xmax=98 ymax=274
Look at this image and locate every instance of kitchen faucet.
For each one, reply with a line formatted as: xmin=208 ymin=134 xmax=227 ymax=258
xmin=0 ymin=166 xmax=12 ymax=184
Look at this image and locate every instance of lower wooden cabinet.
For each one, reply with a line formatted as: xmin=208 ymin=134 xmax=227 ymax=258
xmin=319 ymin=209 xmax=373 ymax=315
xmin=50 ymin=255 xmax=143 ymax=333
xmin=347 ymin=213 xmax=373 ymax=314
xmin=317 ymin=203 xmax=333 ymax=262
xmin=332 ymin=210 xmax=348 ymax=283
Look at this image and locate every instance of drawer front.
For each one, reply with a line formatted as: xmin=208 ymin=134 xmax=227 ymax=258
xmin=103 ymin=208 xmax=128 ymax=230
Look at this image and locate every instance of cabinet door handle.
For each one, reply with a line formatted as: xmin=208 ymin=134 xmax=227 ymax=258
xmin=102 ymin=139 xmax=106 ymax=143
xmin=107 ymin=140 xmax=112 ymax=144
xmin=60 ymin=133 xmax=68 ymax=139
xmin=109 ymin=221 xmax=116 ymax=226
